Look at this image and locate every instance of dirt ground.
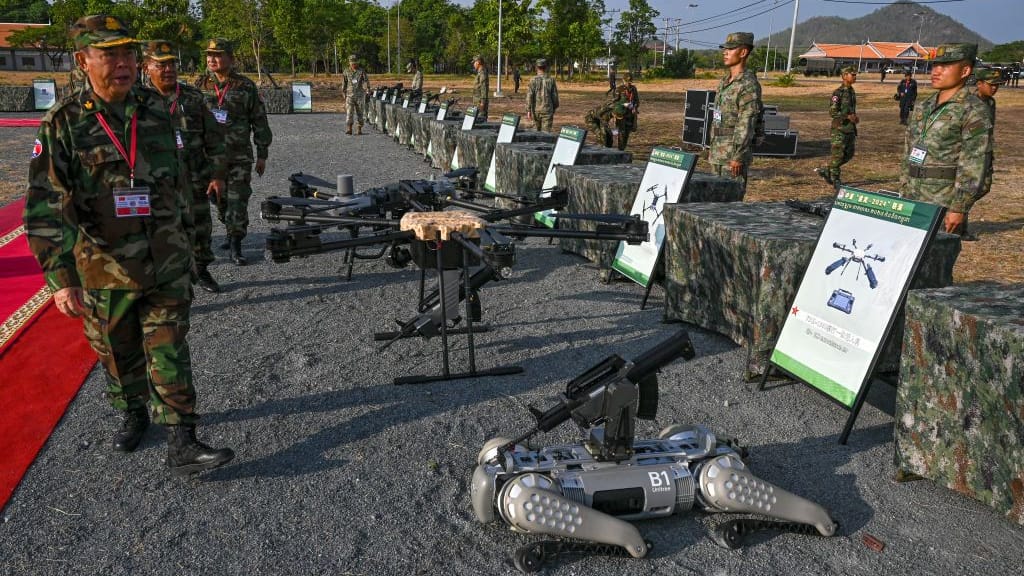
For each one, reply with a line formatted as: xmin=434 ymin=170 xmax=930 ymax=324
xmin=2 ymin=70 xmax=1021 ymax=283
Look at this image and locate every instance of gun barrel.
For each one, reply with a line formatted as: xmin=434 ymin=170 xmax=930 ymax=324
xmin=625 ymin=330 xmax=695 ymax=384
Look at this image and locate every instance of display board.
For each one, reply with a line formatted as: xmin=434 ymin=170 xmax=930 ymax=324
xmin=461 ymin=106 xmax=478 ymax=131
xmin=390 ymin=92 xmax=398 ymax=104
xmin=32 ymin=79 xmax=56 ymax=111
xmin=483 ymin=113 xmax=521 ymax=192
xmin=418 ymin=101 xmax=429 ymax=114
xmin=290 ymin=82 xmax=311 ymax=112
xmin=436 ymin=102 xmax=450 ymax=121
xmin=610 ymin=147 xmax=696 ymax=286
xmin=767 ymin=187 xmax=941 ymax=441
xmin=535 ymin=126 xmax=586 ymax=227
xmin=402 ymin=97 xmax=410 ymax=108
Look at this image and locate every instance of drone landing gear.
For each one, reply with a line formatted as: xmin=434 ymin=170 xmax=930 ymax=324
xmin=513 ymin=539 xmax=654 ymax=574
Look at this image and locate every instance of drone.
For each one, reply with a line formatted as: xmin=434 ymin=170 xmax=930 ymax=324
xmin=640 ymin=183 xmax=668 ymax=241
xmin=824 ymin=238 xmax=885 ymax=289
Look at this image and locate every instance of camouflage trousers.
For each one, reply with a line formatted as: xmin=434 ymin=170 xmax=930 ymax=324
xmin=346 ymin=96 xmax=365 ymax=128
xmin=215 ymin=162 xmax=253 ymax=239
xmin=532 ymin=113 xmax=554 ymax=133
xmin=710 ymin=163 xmax=748 ymax=193
xmin=477 ymin=99 xmax=489 ymax=123
xmin=828 ymin=130 xmax=856 ymax=181
xmin=188 ymin=180 xmax=215 ymax=268
xmin=81 ymin=274 xmax=197 ymax=426
xmin=600 ymin=127 xmax=631 ymax=151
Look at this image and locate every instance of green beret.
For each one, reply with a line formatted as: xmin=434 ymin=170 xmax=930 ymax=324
xmin=205 ymin=38 xmax=233 ymax=54
xmin=70 ymin=15 xmax=138 ymax=50
xmin=142 ymin=40 xmax=176 ymax=61
xmin=931 ymin=43 xmax=977 ymax=64
xmin=720 ymin=32 xmax=754 ymax=49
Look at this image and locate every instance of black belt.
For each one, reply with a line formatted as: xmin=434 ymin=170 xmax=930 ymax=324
xmin=908 ymin=165 xmax=956 ymax=180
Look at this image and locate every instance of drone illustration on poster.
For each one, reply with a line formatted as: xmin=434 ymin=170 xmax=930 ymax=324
xmin=640 ymin=183 xmax=668 ymax=242
xmin=824 ymin=239 xmax=886 ymax=314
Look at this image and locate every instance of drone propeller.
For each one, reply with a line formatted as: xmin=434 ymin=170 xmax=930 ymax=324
xmin=291 ymin=173 xmax=337 ymax=190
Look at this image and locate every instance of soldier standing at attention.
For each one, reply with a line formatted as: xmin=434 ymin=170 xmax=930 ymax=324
xmin=24 ymin=15 xmax=234 ymax=475
xmin=708 ymin=32 xmax=762 ymax=192
xmin=896 ymin=70 xmax=918 ymax=125
xmin=195 ymin=38 xmax=272 ymax=267
xmin=965 ymin=67 xmax=1004 ymax=238
xmin=407 ymin=59 xmax=423 ymax=93
xmin=143 ymin=40 xmax=227 ymax=293
xmin=526 ymin=58 xmax=559 ymax=132
xmin=900 ymin=43 xmax=992 ymax=236
xmin=472 ymin=55 xmax=490 ymax=122
xmin=342 ymin=55 xmax=370 ymax=135
xmin=817 ymin=66 xmax=859 ymax=190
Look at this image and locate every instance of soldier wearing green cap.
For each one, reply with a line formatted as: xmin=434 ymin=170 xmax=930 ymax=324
xmin=900 ymin=42 xmax=992 ymax=236
xmin=817 ymin=65 xmax=859 ymax=189
xmin=708 ymin=32 xmax=762 ymax=191
xmin=195 ymin=37 xmax=273 ymax=266
xmin=472 ymin=55 xmax=490 ymax=122
xmin=142 ymin=40 xmax=227 ymax=292
xmin=24 ymin=15 xmax=234 ymax=476
xmin=526 ymin=57 xmax=559 ymax=132
xmin=343 ymin=55 xmax=370 ymax=135
xmin=969 ymin=67 xmax=1004 ymax=227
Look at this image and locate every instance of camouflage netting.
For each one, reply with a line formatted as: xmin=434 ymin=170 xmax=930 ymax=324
xmin=409 ymin=110 xmax=437 ymax=155
xmin=393 ymin=106 xmax=416 ymax=147
xmin=258 ymin=88 xmax=292 ymax=114
xmin=555 ymin=165 xmax=746 ymax=267
xmin=896 ymin=283 xmax=1024 ymax=526
xmin=385 ymin=102 xmax=402 ymax=138
xmin=663 ymin=201 xmax=961 ymax=378
xmin=426 ymin=116 xmax=465 ymax=171
xmin=454 ymin=127 xmax=556 ymax=183
xmin=493 ymin=142 xmax=631 ymax=206
xmin=0 ymin=86 xmax=34 ymax=112
xmin=370 ymin=98 xmax=387 ymax=133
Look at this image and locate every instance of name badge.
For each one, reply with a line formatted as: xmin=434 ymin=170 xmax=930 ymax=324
xmin=713 ymin=109 xmax=722 ymax=124
xmin=909 ymin=146 xmax=927 ymax=165
xmin=175 ymin=129 xmax=184 ymax=150
xmin=113 ymin=187 xmax=152 ymax=217
xmin=212 ymin=108 xmax=228 ymax=124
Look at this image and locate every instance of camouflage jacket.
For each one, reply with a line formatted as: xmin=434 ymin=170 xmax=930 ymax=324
xmin=195 ymin=71 xmax=272 ymax=163
xmin=343 ymin=67 xmax=370 ymax=100
xmin=709 ymin=68 xmax=762 ymax=166
xmin=411 ymin=70 xmax=423 ymax=92
xmin=526 ymin=73 xmax=559 ymax=116
xmin=163 ymin=82 xmax=227 ymax=184
xmin=830 ymin=84 xmax=857 ymax=134
xmin=473 ymin=67 xmax=489 ymax=104
xmin=24 ymin=86 xmax=192 ymax=291
xmin=900 ymin=85 xmax=992 ymax=213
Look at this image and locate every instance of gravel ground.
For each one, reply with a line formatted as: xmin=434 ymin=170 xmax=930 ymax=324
xmin=1 ymin=112 xmax=1022 ymax=576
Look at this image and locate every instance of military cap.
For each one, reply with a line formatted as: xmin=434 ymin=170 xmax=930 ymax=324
xmin=720 ymin=32 xmax=754 ymax=49
xmin=931 ymin=43 xmax=977 ymax=64
xmin=70 ymin=14 xmax=138 ymax=50
xmin=142 ymin=40 xmax=177 ymax=61
xmin=841 ymin=66 xmax=858 ymax=75
xmin=472 ymin=54 xmax=483 ymax=63
xmin=974 ymin=67 xmax=1006 ymax=85
xmin=535 ymin=58 xmax=548 ymax=68
xmin=204 ymin=38 xmax=234 ymax=54
xmin=348 ymin=54 xmax=359 ymax=63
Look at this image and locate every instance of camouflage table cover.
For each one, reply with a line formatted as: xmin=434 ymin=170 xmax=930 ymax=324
xmin=554 ymin=164 xmax=746 ymax=267
xmin=427 ymin=116 xmax=467 ymax=172
xmin=407 ymin=111 xmax=436 ymax=155
xmin=493 ymin=142 xmax=632 ymax=203
xmin=368 ymin=98 xmax=385 ymax=133
xmin=663 ymin=201 xmax=961 ymax=378
xmin=366 ymin=96 xmax=378 ymax=127
xmin=895 ymin=283 xmax=1024 ymax=526
xmin=454 ymin=127 xmax=556 ymax=183
xmin=393 ymin=105 xmax=418 ymax=147
xmin=385 ymin=101 xmax=402 ymax=138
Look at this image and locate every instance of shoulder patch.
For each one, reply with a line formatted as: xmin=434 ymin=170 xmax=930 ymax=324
xmin=31 ymin=138 xmax=42 ymax=158
xmin=831 ymin=95 xmax=840 ymax=103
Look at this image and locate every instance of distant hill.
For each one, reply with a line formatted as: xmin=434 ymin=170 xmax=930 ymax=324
xmin=759 ymin=1 xmax=992 ymax=52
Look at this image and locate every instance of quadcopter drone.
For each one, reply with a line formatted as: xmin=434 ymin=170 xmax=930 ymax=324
xmin=824 ymin=238 xmax=885 ymax=289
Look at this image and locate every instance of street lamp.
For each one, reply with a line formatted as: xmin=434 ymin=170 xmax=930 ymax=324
xmin=684 ymin=4 xmax=698 ymax=52
xmin=913 ymin=11 xmax=927 ymax=76
xmin=397 ymin=1 xmax=401 ymax=73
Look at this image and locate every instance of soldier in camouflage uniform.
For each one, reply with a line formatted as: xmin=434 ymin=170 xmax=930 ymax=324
xmin=968 ymin=67 xmax=1003 ymax=238
xmin=472 ymin=54 xmax=489 ymax=122
xmin=24 ymin=15 xmax=233 ymax=475
xmin=708 ymin=32 xmax=762 ymax=193
xmin=343 ymin=55 xmax=370 ymax=135
xmin=585 ymin=97 xmax=631 ymax=151
xmin=195 ymin=38 xmax=272 ymax=266
xmin=900 ymin=43 xmax=992 ymax=236
xmin=143 ymin=40 xmax=227 ymax=293
xmin=526 ymin=58 xmax=559 ymax=132
xmin=817 ymin=66 xmax=859 ymax=189
xmin=66 ymin=66 xmax=89 ymax=95
xmin=407 ymin=59 xmax=423 ymax=93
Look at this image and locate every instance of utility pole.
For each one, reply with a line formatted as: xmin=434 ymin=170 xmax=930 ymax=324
xmin=785 ymin=0 xmax=800 ymax=73
xmin=397 ymin=1 xmax=401 ymax=72
xmin=604 ymin=9 xmax=620 ymax=81
xmin=495 ymin=0 xmax=504 ymax=97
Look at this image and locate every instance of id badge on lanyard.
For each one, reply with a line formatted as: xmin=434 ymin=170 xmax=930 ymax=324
xmin=909 ymin=146 xmax=927 ymax=165
xmin=212 ymin=108 xmax=228 ymax=124
xmin=175 ymin=129 xmax=185 ymax=149
xmin=114 ymin=187 xmax=152 ymax=217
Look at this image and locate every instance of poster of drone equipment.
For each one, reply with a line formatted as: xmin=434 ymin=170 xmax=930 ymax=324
xmin=611 ymin=147 xmax=696 ymax=286
xmin=770 ymin=188 xmax=941 ymax=408
xmin=436 ymin=102 xmax=450 ymax=121
xmin=484 ymin=113 xmax=521 ymax=192
xmin=33 ymin=79 xmax=57 ymax=111
xmin=461 ymin=106 xmax=479 ymax=131
xmin=535 ymin=126 xmax=586 ymax=227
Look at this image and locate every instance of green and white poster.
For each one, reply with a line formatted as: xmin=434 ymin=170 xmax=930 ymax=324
xmin=402 ymin=97 xmax=410 ymax=108
xmin=436 ymin=102 xmax=450 ymax=121
xmin=610 ymin=147 xmax=696 ymax=286
xmin=770 ymin=188 xmax=941 ymax=407
xmin=484 ymin=113 xmax=520 ymax=192
xmin=461 ymin=106 xmax=478 ymax=131
xmin=418 ymin=101 xmax=428 ymax=114
xmin=535 ymin=126 xmax=586 ymax=227
xmin=32 ymin=79 xmax=56 ymax=111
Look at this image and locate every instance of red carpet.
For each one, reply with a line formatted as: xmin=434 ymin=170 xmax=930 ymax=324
xmin=0 ymin=118 xmax=42 ymax=127
xmin=0 ymin=198 xmax=95 ymax=510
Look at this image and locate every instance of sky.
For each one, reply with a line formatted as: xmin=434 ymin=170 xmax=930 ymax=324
xmin=451 ymin=1 xmax=1018 ymax=48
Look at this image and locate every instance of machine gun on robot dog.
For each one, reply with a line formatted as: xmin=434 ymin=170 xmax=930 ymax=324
xmin=471 ymin=330 xmax=838 ymax=573
xmin=261 ymin=171 xmax=649 ymax=384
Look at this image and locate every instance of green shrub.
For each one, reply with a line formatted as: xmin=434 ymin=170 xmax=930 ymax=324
xmin=772 ymin=73 xmax=797 ymax=87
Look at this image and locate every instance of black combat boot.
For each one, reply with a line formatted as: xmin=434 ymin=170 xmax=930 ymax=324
xmin=230 ymin=236 xmax=247 ymax=266
xmin=112 ymin=407 xmax=150 ymax=452
xmin=166 ymin=424 xmax=234 ymax=477
xmin=196 ymin=266 xmax=222 ymax=293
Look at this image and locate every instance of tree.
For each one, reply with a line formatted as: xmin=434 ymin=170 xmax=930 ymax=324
xmin=537 ymin=0 xmax=604 ymax=77
xmin=0 ymin=0 xmax=50 ymax=23
xmin=612 ymin=0 xmax=657 ymax=76
xmin=662 ymin=48 xmax=695 ymax=78
xmin=469 ymin=1 xmax=539 ymax=75
xmin=981 ymin=41 xmax=1024 ymax=64
xmin=199 ymin=0 xmax=272 ymax=81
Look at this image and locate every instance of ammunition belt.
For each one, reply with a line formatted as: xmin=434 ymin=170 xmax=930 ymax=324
xmin=908 ymin=165 xmax=956 ymax=180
